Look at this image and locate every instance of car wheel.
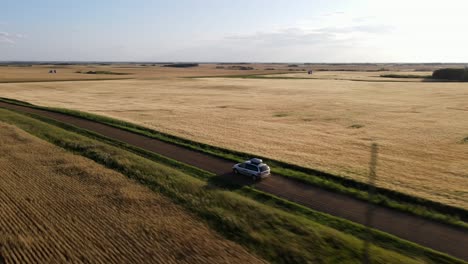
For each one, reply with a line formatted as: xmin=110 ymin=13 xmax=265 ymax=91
xmin=252 ymin=175 xmax=257 ymax=181
xmin=233 ymin=169 xmax=239 ymax=174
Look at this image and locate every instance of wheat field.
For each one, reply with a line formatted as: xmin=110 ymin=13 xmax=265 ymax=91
xmin=0 ymin=121 xmax=264 ymax=263
xmin=0 ymin=68 xmax=467 ymax=209
xmin=0 ymin=64 xmax=289 ymax=82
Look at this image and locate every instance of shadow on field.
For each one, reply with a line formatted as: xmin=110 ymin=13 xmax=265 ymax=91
xmin=421 ymin=78 xmax=468 ymax=83
xmin=205 ymin=171 xmax=256 ymax=190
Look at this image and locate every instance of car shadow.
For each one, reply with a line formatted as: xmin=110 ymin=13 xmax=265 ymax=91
xmin=205 ymin=171 xmax=256 ymax=191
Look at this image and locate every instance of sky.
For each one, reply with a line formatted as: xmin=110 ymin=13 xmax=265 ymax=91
xmin=0 ymin=0 xmax=467 ymax=62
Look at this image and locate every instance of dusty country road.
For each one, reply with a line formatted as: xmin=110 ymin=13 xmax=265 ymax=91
xmin=1 ymin=100 xmax=467 ymax=261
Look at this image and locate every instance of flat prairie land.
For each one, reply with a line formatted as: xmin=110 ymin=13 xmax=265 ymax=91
xmin=0 ymin=121 xmax=264 ymax=263
xmin=0 ymin=63 xmax=453 ymax=83
xmin=1 ymin=67 xmax=467 ymax=209
xmin=0 ymin=64 xmax=290 ymax=83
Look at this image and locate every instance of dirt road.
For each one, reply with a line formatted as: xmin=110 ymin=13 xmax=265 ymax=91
xmin=1 ymin=101 xmax=467 ymax=261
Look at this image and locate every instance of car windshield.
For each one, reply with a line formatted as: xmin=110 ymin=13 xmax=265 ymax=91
xmin=259 ymin=165 xmax=269 ymax=172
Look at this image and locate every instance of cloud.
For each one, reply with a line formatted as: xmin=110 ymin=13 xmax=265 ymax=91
xmin=322 ymin=24 xmax=393 ymax=34
xmin=187 ymin=22 xmax=395 ymax=62
xmin=323 ymin=11 xmax=345 ymax=17
xmin=0 ymin=31 xmax=27 ymax=44
xmin=225 ymin=28 xmax=335 ymax=47
xmin=0 ymin=37 xmax=14 ymax=44
xmin=0 ymin=31 xmax=15 ymax=44
xmin=224 ymin=23 xmax=392 ymax=48
xmin=352 ymin=16 xmax=375 ymax=23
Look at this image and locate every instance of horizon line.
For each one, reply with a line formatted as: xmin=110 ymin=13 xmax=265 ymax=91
xmin=1 ymin=61 xmax=468 ymax=65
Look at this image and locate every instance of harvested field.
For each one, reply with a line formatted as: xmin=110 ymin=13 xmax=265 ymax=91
xmin=0 ymin=122 xmax=264 ymax=263
xmin=1 ymin=75 xmax=467 ymax=209
xmin=0 ymin=64 xmax=290 ymax=83
xmin=0 ymin=63 xmax=458 ymax=83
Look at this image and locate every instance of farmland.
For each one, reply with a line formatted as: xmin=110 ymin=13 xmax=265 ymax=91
xmin=0 ymin=108 xmax=442 ymax=264
xmin=0 ymin=120 xmax=265 ymax=263
xmin=0 ymin=64 xmax=466 ymax=209
xmin=4 ymin=0 xmax=468 ymax=262
xmin=0 ymin=64 xmax=290 ymax=83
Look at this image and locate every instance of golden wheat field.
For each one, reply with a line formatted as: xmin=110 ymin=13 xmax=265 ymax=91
xmin=0 ymin=64 xmax=289 ymax=83
xmin=0 ymin=65 xmax=467 ymax=209
xmin=0 ymin=121 xmax=264 ymax=263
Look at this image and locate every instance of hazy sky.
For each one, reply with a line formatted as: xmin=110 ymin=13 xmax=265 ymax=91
xmin=1 ymin=0 xmax=466 ymax=62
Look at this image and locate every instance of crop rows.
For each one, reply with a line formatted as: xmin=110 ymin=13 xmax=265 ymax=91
xmin=0 ymin=123 xmax=263 ymax=263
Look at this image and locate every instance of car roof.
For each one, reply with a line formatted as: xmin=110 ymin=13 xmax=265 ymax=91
xmin=249 ymin=158 xmax=263 ymax=164
xmin=244 ymin=160 xmax=268 ymax=167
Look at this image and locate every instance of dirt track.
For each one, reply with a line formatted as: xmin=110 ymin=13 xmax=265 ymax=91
xmin=1 ymin=101 xmax=467 ymax=261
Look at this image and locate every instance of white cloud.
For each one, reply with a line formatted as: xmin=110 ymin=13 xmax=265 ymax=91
xmin=224 ymin=23 xmax=392 ymax=49
xmin=322 ymin=11 xmax=345 ymax=17
xmin=225 ymin=28 xmax=334 ymax=46
xmin=0 ymin=31 xmax=26 ymax=45
xmin=0 ymin=31 xmax=15 ymax=44
xmin=352 ymin=16 xmax=375 ymax=23
xmin=0 ymin=37 xmax=14 ymax=44
xmin=164 ymin=22 xmax=395 ymax=62
xmin=319 ymin=24 xmax=393 ymax=34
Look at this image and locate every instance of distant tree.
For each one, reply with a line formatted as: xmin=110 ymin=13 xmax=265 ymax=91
xmin=163 ymin=63 xmax=199 ymax=68
xmin=432 ymin=68 xmax=468 ymax=81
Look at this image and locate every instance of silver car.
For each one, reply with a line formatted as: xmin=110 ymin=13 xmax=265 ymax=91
xmin=232 ymin=158 xmax=271 ymax=181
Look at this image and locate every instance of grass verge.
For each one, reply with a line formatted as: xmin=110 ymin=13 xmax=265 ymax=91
xmin=0 ymin=97 xmax=465 ymax=230
xmin=0 ymin=108 xmax=464 ymax=264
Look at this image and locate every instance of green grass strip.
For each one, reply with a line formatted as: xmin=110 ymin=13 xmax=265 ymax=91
xmin=0 ymin=108 xmax=465 ymax=264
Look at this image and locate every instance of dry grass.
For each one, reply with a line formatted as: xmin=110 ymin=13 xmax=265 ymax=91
xmin=0 ymin=69 xmax=467 ymax=209
xmin=0 ymin=121 xmax=264 ymax=263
